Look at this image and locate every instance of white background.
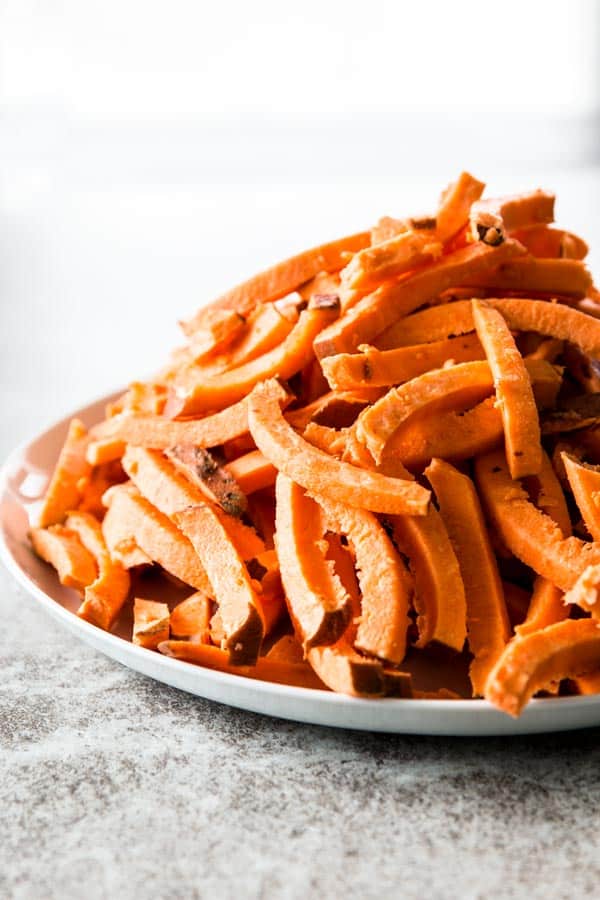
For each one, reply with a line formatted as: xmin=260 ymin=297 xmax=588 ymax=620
xmin=1 ymin=0 xmax=600 ymax=456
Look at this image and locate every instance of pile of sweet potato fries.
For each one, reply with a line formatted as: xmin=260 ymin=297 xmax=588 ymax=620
xmin=31 ymin=172 xmax=600 ymax=716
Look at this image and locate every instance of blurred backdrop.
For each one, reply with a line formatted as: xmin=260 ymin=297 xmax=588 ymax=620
xmin=1 ymin=0 xmax=600 ymax=454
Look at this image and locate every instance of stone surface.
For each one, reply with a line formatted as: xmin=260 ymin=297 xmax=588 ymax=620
xmin=1 ymin=567 xmax=600 ymax=900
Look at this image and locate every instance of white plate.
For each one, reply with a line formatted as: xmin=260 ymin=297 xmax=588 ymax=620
xmin=3 ymin=393 xmax=600 ymax=736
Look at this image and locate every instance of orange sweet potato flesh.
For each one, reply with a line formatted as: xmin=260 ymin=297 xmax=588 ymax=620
xmin=485 ymin=619 xmax=600 ymax=717
xmin=86 ymin=436 xmax=126 ymax=466
xmin=38 ymin=419 xmax=91 ymax=527
xmin=102 ymin=484 xmax=213 ymax=593
xmin=165 ymin=444 xmax=247 ymax=517
xmin=355 ymin=358 xmax=560 ymax=465
xmin=133 ymin=598 xmax=170 ymax=649
xmin=376 ymin=299 xmax=476 ymax=349
xmin=182 ymin=307 xmax=246 ymax=354
xmin=436 ymin=172 xmax=486 ymax=243
xmin=121 ymin=446 xmax=264 ymax=561
xmin=169 ymin=592 xmax=212 ymax=642
xmin=562 ymin=452 xmax=600 ymax=541
xmin=474 ymin=449 xmax=600 ymax=591
xmin=340 ymin=231 xmax=442 ymax=291
xmin=490 ymin=299 xmax=600 ymax=357
xmin=321 ymin=333 xmax=485 ymax=391
xmin=385 ymin=397 xmax=503 ymax=471
xmin=307 ymin=643 xmax=386 ymax=697
xmin=65 ymin=511 xmax=131 ymax=631
xmin=313 ymin=492 xmax=412 ymax=664
xmin=30 ymin=525 xmax=97 ymax=592
xmin=159 ymin=640 xmax=327 ymax=690
xmin=424 ymin=458 xmax=510 ymax=695
xmin=313 ymin=239 xmax=524 ymax=359
xmin=511 ymin=226 xmax=588 ymax=260
xmin=167 ymin=299 xmax=340 ymax=417
xmin=470 ymin=189 xmax=555 ymax=244
xmin=248 ymin=380 xmax=430 ymax=515
xmin=285 ymin=388 xmax=383 ymax=431
xmin=90 ymin=379 xmax=290 ymax=449
xmin=223 ymin=450 xmax=277 ymax=495
xmin=472 ymin=299 xmax=542 ymax=479
xmin=173 ymin=506 xmax=265 ymax=666
xmin=516 ymin=578 xmax=566 ymax=639
xmin=181 ymin=230 xmax=369 ymax=332
xmin=274 ymin=475 xmax=352 ymax=649
xmin=462 ymin=258 xmax=591 ymax=297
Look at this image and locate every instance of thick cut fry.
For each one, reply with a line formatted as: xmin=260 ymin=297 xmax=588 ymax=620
xmin=472 ymin=299 xmax=542 ymax=478
xmin=182 ymin=307 xmax=246 ymax=353
xmin=355 ymin=359 xmax=557 ymax=465
xmin=424 ymin=458 xmax=510 ymax=695
xmin=523 ymin=450 xmax=572 ymax=539
xmin=436 ymin=172 xmax=486 ymax=243
xmin=90 ymin=379 xmax=290 ymax=449
xmin=274 ymin=475 xmax=352 ymax=649
xmin=248 ymin=381 xmax=431 ymax=515
xmin=391 ymin=510 xmax=467 ymax=652
xmin=159 ymin=640 xmax=327 ymax=690
xmin=385 ymin=397 xmax=503 ymax=471
xmin=223 ymin=450 xmax=277 ymax=495
xmin=475 ymin=449 xmax=600 ymax=591
xmin=516 ymin=579 xmax=566 ymax=638
xmin=133 ymin=598 xmax=170 ymax=649
xmin=562 ymin=452 xmax=600 ymax=541
xmin=462 ymin=258 xmax=591 ymax=297
xmin=173 ymin=506 xmax=265 ymax=665
xmin=38 ymin=419 xmax=91 ymax=527
xmin=376 ymin=299 xmax=475 ymax=349
xmin=512 ymin=226 xmax=588 ymax=260
xmin=101 ymin=494 xmax=153 ymax=568
xmin=313 ymin=240 xmax=524 ymax=359
xmin=485 ymin=619 xmax=600 ymax=717
xmin=121 ymin=446 xmax=264 ymax=560
xmin=181 ymin=231 xmax=368 ymax=331
xmin=102 ymin=484 xmax=212 ymax=593
xmin=490 ymin=298 xmax=600 ymax=357
xmin=30 ymin=525 xmax=97 ymax=592
xmin=285 ymin=388 xmax=383 ymax=431
xmin=65 ymin=511 xmax=131 ymax=631
xmin=313 ymin=492 xmax=412 ymax=664
xmin=165 ymin=444 xmax=247 ymax=517
xmin=470 ymin=189 xmax=555 ymax=245
xmin=167 ymin=298 xmax=340 ymax=417
xmin=321 ymin=333 xmax=485 ymax=390
xmin=169 ymin=592 xmax=212 ymax=642
xmin=340 ymin=231 xmax=442 ymax=291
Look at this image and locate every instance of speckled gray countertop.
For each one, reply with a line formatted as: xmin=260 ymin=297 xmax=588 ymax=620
xmin=2 ymin=567 xmax=600 ymax=900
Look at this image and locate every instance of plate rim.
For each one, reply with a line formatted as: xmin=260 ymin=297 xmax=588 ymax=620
xmin=3 ymin=393 xmax=600 ymax=735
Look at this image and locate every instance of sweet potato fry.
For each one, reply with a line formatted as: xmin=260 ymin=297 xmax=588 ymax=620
xmin=516 ymin=578 xmax=566 ymax=638
xmin=86 ymin=437 xmax=126 ymax=466
xmin=121 ymin=446 xmax=264 ymax=560
xmin=65 ymin=511 xmax=131 ymax=631
xmin=102 ymin=484 xmax=212 ymax=593
xmin=306 ymin=643 xmax=386 ymax=697
xmin=223 ymin=450 xmax=277 ymax=495
xmin=159 ymin=640 xmax=327 ymax=690
xmin=38 ymin=419 xmax=91 ymax=527
xmin=463 ymin=258 xmax=591 ymax=297
xmin=562 ymin=452 xmax=600 ymax=541
xmin=321 ymin=333 xmax=485 ymax=390
xmin=485 ymin=619 xmax=600 ymax=717
xmin=376 ymin=299 xmax=475 ymax=349
xmin=313 ymin=492 xmax=412 ymax=664
xmin=490 ymin=298 xmax=600 ymax=357
xmin=472 ymin=299 xmax=542 ymax=478
xmin=475 ymin=449 xmax=600 ymax=591
xmin=274 ymin=475 xmax=352 ymax=649
xmin=285 ymin=388 xmax=383 ymax=430
xmin=470 ymin=189 xmax=555 ymax=245
xmin=340 ymin=231 xmax=442 ymax=291
xmin=511 ymin=226 xmax=588 ymax=260
xmin=169 ymin=592 xmax=212 ymax=642
xmin=181 ymin=230 xmax=369 ymax=331
xmin=182 ymin=307 xmax=246 ymax=353
xmin=165 ymin=444 xmax=247 ymax=517
xmin=248 ymin=380 xmax=431 ymax=515
xmin=133 ymin=598 xmax=170 ymax=649
xmin=167 ymin=297 xmax=340 ymax=417
xmin=173 ymin=506 xmax=265 ymax=665
xmin=90 ymin=379 xmax=290 ymax=449
xmin=436 ymin=171 xmax=485 ymax=243
xmin=313 ymin=239 xmax=524 ymax=359
xmin=424 ymin=458 xmax=510 ymax=695
xmin=30 ymin=525 xmax=97 ymax=592
xmin=356 ymin=358 xmax=560 ymax=465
